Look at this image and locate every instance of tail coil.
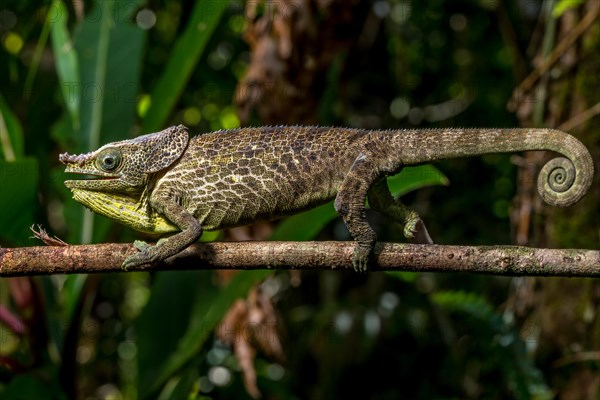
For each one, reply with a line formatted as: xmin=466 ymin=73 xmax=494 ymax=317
xmin=537 ymin=155 xmax=590 ymax=208
xmin=395 ymin=127 xmax=593 ymax=208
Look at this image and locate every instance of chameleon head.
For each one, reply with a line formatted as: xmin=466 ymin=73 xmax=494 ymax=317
xmin=59 ymin=125 xmax=190 ymax=233
xmin=60 ymin=124 xmax=190 ymax=192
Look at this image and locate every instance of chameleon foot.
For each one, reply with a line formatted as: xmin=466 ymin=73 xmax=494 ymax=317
xmin=122 ymin=240 xmax=158 ymax=270
xmin=351 ymin=245 xmax=373 ymax=273
xmin=133 ymin=240 xmax=152 ymax=252
xmin=403 ymin=210 xmax=420 ymax=239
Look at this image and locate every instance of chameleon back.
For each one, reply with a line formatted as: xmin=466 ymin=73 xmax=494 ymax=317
xmin=154 ymin=126 xmax=370 ymax=229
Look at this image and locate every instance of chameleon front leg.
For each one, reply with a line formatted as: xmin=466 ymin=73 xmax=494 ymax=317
xmin=334 ymin=154 xmax=380 ymax=272
xmin=122 ymin=194 xmax=203 ymax=269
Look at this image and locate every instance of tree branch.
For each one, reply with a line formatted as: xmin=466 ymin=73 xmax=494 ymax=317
xmin=1 ymin=242 xmax=599 ymax=277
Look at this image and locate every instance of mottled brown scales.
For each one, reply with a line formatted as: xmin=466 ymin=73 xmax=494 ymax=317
xmin=60 ymin=125 xmax=594 ymax=271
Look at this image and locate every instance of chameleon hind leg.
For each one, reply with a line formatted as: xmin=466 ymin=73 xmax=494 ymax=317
xmin=368 ymin=177 xmax=433 ymax=245
xmin=334 ymin=154 xmax=380 ymax=272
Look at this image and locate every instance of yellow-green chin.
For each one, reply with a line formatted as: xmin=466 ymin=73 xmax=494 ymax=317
xmin=70 ymin=189 xmax=177 ymax=234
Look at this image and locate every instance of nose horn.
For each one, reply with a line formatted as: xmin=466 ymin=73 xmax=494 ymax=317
xmin=59 ymin=152 xmax=86 ymax=165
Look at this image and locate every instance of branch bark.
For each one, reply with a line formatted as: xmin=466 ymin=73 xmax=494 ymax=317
xmin=1 ymin=242 xmax=599 ymax=277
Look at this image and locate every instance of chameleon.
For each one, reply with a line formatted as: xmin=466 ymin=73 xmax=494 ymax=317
xmin=60 ymin=125 xmax=593 ymax=271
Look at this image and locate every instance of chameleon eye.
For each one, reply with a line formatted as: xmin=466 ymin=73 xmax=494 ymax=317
xmin=97 ymin=148 xmax=122 ymax=172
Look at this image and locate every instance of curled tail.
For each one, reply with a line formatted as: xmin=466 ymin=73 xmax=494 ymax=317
xmin=395 ymin=128 xmax=594 ymax=207
xmin=536 ymin=139 xmax=592 ymax=207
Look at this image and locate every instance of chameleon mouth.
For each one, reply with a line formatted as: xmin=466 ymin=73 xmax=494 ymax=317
xmin=64 ymin=167 xmax=120 ymax=180
xmin=80 ymin=175 xmax=118 ymax=180
xmin=64 ymin=169 xmax=121 ymax=189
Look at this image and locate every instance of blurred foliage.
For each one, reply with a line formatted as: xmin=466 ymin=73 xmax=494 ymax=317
xmin=0 ymin=1 xmax=598 ymax=399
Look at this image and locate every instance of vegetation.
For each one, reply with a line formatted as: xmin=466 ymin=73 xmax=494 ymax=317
xmin=0 ymin=0 xmax=598 ymax=399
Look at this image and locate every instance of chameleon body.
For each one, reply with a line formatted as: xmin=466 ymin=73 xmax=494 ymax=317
xmin=60 ymin=125 xmax=594 ymax=271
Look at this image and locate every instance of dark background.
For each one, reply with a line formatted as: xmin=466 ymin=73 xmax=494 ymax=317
xmin=0 ymin=1 xmax=599 ymax=399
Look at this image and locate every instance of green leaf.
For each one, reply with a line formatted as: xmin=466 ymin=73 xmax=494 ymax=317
xmin=74 ymin=0 xmax=114 ymax=151
xmin=137 ymin=271 xmax=212 ymax=395
xmin=24 ymin=2 xmax=53 ymax=99
xmin=0 ymin=92 xmax=24 ymax=160
xmin=0 ymin=367 xmax=67 ymax=400
xmin=140 ymin=270 xmax=272 ymax=399
xmin=0 ymin=159 xmax=39 ymax=245
xmin=432 ymin=290 xmax=496 ymax=322
xmin=270 ymin=165 xmax=448 ymax=241
xmin=141 ymin=1 xmax=229 ymax=132
xmin=386 ymin=271 xmax=418 ymax=283
xmin=552 ymin=0 xmax=585 ymax=17
xmin=270 ymin=203 xmax=336 ymax=241
xmin=386 ymin=164 xmax=449 ymax=196
xmin=432 ymin=289 xmax=552 ymax=399
xmin=49 ymin=0 xmax=80 ymax=131
xmin=160 ymin=366 xmax=200 ymax=400
xmin=62 ymin=274 xmax=88 ymax=329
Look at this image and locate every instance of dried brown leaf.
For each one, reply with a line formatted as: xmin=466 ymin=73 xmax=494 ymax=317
xmin=216 ymin=286 xmax=285 ymax=398
xmin=30 ymin=225 xmax=68 ymax=247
